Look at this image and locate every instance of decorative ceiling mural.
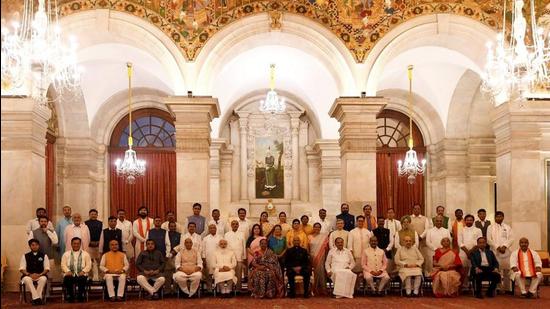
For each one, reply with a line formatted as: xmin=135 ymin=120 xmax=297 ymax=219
xmin=2 ymin=1 xmax=547 ymax=62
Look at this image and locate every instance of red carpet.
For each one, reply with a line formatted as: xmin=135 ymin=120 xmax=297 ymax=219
xmin=2 ymin=287 xmax=550 ymax=308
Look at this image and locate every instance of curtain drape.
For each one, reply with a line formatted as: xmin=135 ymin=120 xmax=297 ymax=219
xmin=45 ymin=138 xmax=56 ymax=219
xmin=109 ymin=150 xmax=176 ymax=220
xmin=376 ymin=152 xmax=425 ymax=220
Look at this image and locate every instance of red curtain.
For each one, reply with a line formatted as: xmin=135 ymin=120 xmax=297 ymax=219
xmin=377 ymin=152 xmax=425 ymax=220
xmin=109 ymin=150 xmax=176 ymax=220
xmin=45 ymin=138 xmax=56 ymax=219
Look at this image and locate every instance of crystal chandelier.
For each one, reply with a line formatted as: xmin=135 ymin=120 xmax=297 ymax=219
xmin=398 ymin=65 xmax=427 ymax=185
xmin=115 ymin=63 xmax=146 ymax=184
xmin=1 ymin=0 xmax=81 ymax=105
xmin=259 ymin=64 xmax=286 ymax=114
xmin=481 ymin=0 xmax=550 ymax=104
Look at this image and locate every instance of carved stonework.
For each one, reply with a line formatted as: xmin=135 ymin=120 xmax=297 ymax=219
xmin=46 ymin=100 xmax=59 ymax=136
xmin=269 ymin=10 xmax=282 ymax=31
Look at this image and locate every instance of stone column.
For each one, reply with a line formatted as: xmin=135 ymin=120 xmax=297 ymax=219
xmin=313 ymin=140 xmax=342 ymax=216
xmin=299 ymin=120 xmax=309 ymax=202
xmin=492 ymin=100 xmax=550 ymax=250
xmin=1 ymin=96 xmax=50 ymax=291
xmin=329 ymin=97 xmax=386 ymax=215
xmin=165 ymin=96 xmax=220 ymax=222
xmin=237 ymin=113 xmax=249 ymax=202
xmin=290 ymin=114 xmax=300 ymax=200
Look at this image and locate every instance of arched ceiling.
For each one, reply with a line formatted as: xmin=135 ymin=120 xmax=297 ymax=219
xmin=53 ymin=0 xmax=509 ymax=62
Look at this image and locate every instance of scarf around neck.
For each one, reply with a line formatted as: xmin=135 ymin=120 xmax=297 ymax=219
xmin=69 ymin=250 xmax=83 ymax=275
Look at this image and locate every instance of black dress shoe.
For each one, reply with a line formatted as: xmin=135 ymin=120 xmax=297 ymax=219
xmin=475 ymin=294 xmax=484 ymax=299
xmin=526 ymin=292 xmax=534 ymax=298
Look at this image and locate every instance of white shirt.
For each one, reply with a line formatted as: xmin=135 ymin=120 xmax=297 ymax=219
xmin=224 ymin=230 xmax=246 ymax=261
xmin=116 ymin=219 xmax=134 ymax=245
xmin=510 ymin=249 xmax=542 ymax=277
xmin=201 ymin=234 xmax=223 ymax=272
xmin=487 ymin=223 xmax=514 ymax=252
xmin=384 ymin=219 xmax=402 ymax=250
xmin=426 ymin=226 xmax=451 ymax=251
xmin=325 ymin=248 xmax=355 ymax=273
xmin=28 ymin=229 xmax=59 ymax=245
xmin=347 ymin=227 xmax=372 ymax=259
xmin=458 ymin=225 xmax=483 ymax=250
xmin=161 ymin=221 xmax=184 ymax=234
xmin=180 ymin=232 xmax=203 ymax=252
xmin=26 ymin=218 xmax=54 ymax=235
xmin=237 ymin=218 xmax=251 ymax=240
xmin=132 ymin=217 xmax=154 ymax=244
xmin=312 ymin=217 xmax=333 ymax=234
xmin=19 ymin=253 xmax=50 ymax=272
xmin=480 ymin=250 xmax=489 ymax=266
xmin=61 ymin=250 xmax=92 ymax=275
xmin=208 ymin=219 xmax=228 ymax=237
xmin=72 ymin=225 xmax=83 ymax=238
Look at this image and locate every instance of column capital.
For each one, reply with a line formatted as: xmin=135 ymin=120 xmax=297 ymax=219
xmin=329 ymin=96 xmax=386 ymax=154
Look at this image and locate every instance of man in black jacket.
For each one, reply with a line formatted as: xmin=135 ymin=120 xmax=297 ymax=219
xmin=372 ymin=217 xmax=391 ymax=259
xmin=19 ymin=239 xmax=50 ymax=305
xmin=336 ymin=203 xmax=355 ymax=231
xmin=470 ymin=236 xmax=501 ymax=298
xmin=284 ymin=237 xmax=311 ymax=298
xmin=99 ymin=216 xmax=123 ymax=255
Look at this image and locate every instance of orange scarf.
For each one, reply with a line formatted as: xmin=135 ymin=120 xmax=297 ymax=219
xmin=138 ymin=218 xmax=151 ymax=251
xmin=451 ymin=220 xmax=464 ymax=249
xmin=518 ymin=249 xmax=536 ymax=278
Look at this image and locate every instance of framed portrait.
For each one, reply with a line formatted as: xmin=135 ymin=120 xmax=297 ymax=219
xmin=255 ymin=136 xmax=285 ymax=199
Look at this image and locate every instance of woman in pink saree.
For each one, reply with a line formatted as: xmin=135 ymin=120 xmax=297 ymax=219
xmin=247 ymin=224 xmax=265 ymax=266
xmin=431 ymin=237 xmax=463 ymax=297
xmin=308 ymin=222 xmax=329 ymax=296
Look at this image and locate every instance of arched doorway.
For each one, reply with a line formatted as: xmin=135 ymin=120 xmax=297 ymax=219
xmin=376 ymin=109 xmax=426 ymax=219
xmin=109 ymin=108 xmax=177 ymax=219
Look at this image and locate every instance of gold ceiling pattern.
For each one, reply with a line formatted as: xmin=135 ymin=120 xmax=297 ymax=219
xmin=5 ymin=1 xmax=536 ymax=63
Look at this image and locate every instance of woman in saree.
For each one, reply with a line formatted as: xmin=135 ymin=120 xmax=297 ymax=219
xmin=249 ymin=238 xmax=285 ymax=298
xmin=267 ymin=225 xmax=286 ymax=263
xmin=286 ymin=219 xmax=309 ymax=249
xmin=259 ymin=211 xmax=274 ymax=236
xmin=394 ymin=216 xmax=420 ymax=249
xmin=308 ymin=222 xmax=329 ymax=296
xmin=431 ymin=237 xmax=463 ymax=297
xmin=247 ymin=224 xmax=265 ymax=266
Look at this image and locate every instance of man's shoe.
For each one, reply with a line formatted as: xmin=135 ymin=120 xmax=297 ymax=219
xmin=526 ymin=292 xmax=534 ymax=298
xmin=521 ymin=293 xmax=528 ymax=298
xmin=109 ymin=296 xmax=116 ymax=302
xmin=475 ymin=294 xmax=484 ymax=299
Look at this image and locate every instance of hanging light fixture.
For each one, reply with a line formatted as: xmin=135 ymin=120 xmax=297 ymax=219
xmin=115 ymin=63 xmax=146 ymax=184
xmin=259 ymin=64 xmax=286 ymax=114
xmin=397 ymin=65 xmax=427 ymax=185
xmin=481 ymin=0 xmax=549 ymax=104
xmin=1 ymin=0 xmax=81 ymax=105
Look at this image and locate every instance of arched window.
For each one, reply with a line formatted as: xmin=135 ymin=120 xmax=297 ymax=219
xmin=109 ymin=108 xmax=176 ymax=219
xmin=376 ymin=109 xmax=425 ymax=219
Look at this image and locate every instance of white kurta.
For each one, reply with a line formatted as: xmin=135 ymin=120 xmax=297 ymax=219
xmin=458 ymin=226 xmax=482 ymax=264
xmin=312 ymin=218 xmax=333 ymax=234
xmin=347 ymin=227 xmax=373 ymax=259
xmin=237 ymin=219 xmax=251 ymax=240
xmin=325 ymin=248 xmax=357 ymax=298
xmin=161 ymin=221 xmax=184 ymax=234
xmin=180 ymin=232 xmax=203 ymax=253
xmin=201 ymin=234 xmax=223 ymax=273
xmin=425 ymin=227 xmax=451 ymax=251
xmin=487 ymin=223 xmax=514 ymax=262
xmin=384 ymin=219 xmax=402 ymax=250
xmin=116 ymin=219 xmax=134 ymax=259
xmin=510 ymin=249 xmax=542 ymax=277
xmin=329 ymin=230 xmax=349 ymax=250
xmin=224 ymin=230 xmax=246 ymax=262
xmin=208 ymin=219 xmax=228 ymax=237
xmin=213 ymin=249 xmax=237 ymax=284
xmin=132 ymin=218 xmax=154 ymax=256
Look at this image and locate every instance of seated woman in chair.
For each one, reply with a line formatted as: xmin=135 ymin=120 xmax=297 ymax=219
xmin=431 ymin=237 xmax=462 ymax=297
xmin=249 ymin=238 xmax=284 ymax=298
xmin=395 ymin=235 xmax=424 ymax=297
xmin=214 ymin=239 xmax=237 ymax=297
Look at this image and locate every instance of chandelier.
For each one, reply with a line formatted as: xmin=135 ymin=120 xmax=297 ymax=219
xmin=481 ymin=0 xmax=550 ymax=104
xmin=259 ymin=64 xmax=286 ymax=114
xmin=1 ymin=0 xmax=81 ymax=105
xmin=115 ymin=63 xmax=146 ymax=184
xmin=397 ymin=65 xmax=427 ymax=185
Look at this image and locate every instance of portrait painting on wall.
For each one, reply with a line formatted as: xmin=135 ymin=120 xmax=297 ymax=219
xmin=255 ymin=136 xmax=284 ymax=199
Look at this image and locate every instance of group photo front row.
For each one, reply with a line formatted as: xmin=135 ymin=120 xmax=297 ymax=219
xmin=17 ymin=203 xmax=547 ymax=305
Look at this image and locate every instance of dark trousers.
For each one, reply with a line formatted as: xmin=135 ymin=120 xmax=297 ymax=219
xmin=474 ymin=267 xmax=501 ymax=296
xmin=63 ymin=275 xmax=88 ymax=300
xmin=287 ymin=268 xmax=311 ymax=297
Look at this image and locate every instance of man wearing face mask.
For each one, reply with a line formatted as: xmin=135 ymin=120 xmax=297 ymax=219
xmin=336 ymin=203 xmax=355 ymax=232
xmin=133 ymin=206 xmax=154 ymax=258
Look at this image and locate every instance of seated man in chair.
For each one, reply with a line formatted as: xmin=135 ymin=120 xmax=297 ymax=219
xmin=325 ymin=237 xmax=356 ymax=298
xmin=19 ymin=239 xmax=50 ymax=305
xmin=136 ymin=239 xmax=166 ymax=300
xmin=284 ymin=236 xmax=311 ymax=298
xmin=362 ymin=236 xmax=390 ymax=296
xmin=395 ymin=235 xmax=424 ymax=297
xmin=61 ymin=237 xmax=92 ymax=303
xmin=174 ymin=238 xmax=203 ymax=297
xmin=510 ymin=237 xmax=543 ymax=298
xmin=470 ymin=236 xmax=501 ymax=299
xmin=100 ymin=239 xmax=129 ymax=301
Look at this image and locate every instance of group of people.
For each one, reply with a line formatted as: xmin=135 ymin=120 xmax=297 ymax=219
xmin=19 ymin=203 xmax=544 ymax=305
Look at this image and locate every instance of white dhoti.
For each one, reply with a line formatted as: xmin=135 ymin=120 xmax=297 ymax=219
xmin=173 ymin=271 xmax=202 ymax=297
xmin=512 ymin=272 xmax=543 ymax=294
xmin=214 ymin=269 xmax=236 ymax=285
xmin=331 ymin=269 xmax=357 ymax=298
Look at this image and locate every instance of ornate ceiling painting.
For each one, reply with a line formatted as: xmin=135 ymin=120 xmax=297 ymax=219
xmin=4 ymin=1 xmax=547 ymax=62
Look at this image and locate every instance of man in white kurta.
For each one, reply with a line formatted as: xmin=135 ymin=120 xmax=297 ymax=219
xmin=224 ymin=220 xmax=246 ymax=291
xmin=510 ymin=237 xmax=543 ymax=297
xmin=214 ymin=239 xmax=237 ymax=295
xmin=208 ymin=209 xmax=227 ymax=237
xmin=410 ymin=204 xmax=432 ymax=275
xmin=173 ymin=238 xmax=203 ymax=297
xmin=325 ymin=237 xmax=357 ymax=298
xmin=64 ymin=213 xmax=91 ymax=252
xmin=361 ymin=236 xmax=390 ymax=294
xmin=384 ymin=208 xmax=402 ymax=249
xmin=116 ymin=210 xmax=134 ymax=260
xmin=132 ymin=207 xmax=154 ymax=257
xmin=458 ymin=214 xmax=482 ymax=288
xmin=161 ymin=210 xmax=184 ymax=234
xmin=312 ymin=209 xmax=333 ymax=234
xmin=180 ymin=222 xmax=203 ymax=252
xmin=236 ymin=208 xmax=251 ymax=240
xmin=395 ymin=236 xmax=424 ymax=296
xmin=487 ymin=211 xmax=514 ymax=292
xmin=426 ymin=215 xmax=451 ymax=273
xmin=202 ymin=224 xmax=223 ymax=292
xmin=329 ymin=219 xmax=349 ymax=250
xmin=347 ymin=216 xmax=373 ymax=274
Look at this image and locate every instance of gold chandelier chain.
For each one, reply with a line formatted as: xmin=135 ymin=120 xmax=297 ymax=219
xmin=407 ymin=65 xmax=414 ymax=150
xmin=127 ymin=62 xmax=133 ymax=148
